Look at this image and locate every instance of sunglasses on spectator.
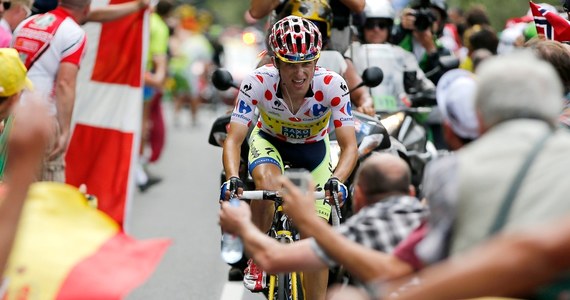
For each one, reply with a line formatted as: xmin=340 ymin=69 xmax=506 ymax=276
xmin=364 ymin=20 xmax=391 ymax=30
xmin=1 ymin=1 xmax=12 ymax=10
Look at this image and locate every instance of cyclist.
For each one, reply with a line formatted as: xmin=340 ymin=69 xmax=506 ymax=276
xmin=221 ymin=15 xmax=358 ymax=299
xmin=276 ymin=0 xmax=374 ymax=115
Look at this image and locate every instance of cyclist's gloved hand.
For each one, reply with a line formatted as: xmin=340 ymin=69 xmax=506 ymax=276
xmin=324 ymin=177 xmax=348 ymax=205
xmin=220 ymin=176 xmax=244 ymax=201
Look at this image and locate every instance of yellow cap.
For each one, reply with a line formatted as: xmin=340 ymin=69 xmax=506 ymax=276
xmin=0 ymin=48 xmax=33 ymax=97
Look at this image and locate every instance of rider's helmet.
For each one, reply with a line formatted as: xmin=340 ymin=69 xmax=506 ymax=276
xmin=363 ymin=0 xmax=395 ymax=22
xmin=268 ymin=16 xmax=323 ymax=63
xmin=357 ymin=0 xmax=395 ymax=42
xmin=277 ymin=0 xmax=333 ymax=40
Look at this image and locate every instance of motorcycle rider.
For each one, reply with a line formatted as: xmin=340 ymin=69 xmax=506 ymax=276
xmin=346 ymin=0 xmax=435 ymax=110
xmin=221 ymin=16 xmax=358 ymax=299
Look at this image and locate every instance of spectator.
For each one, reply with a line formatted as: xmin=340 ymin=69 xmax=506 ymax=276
xmin=434 ymin=69 xmax=479 ymax=150
xmin=219 ymin=153 xmax=426 ymax=297
xmin=136 ymin=0 xmax=174 ymax=192
xmin=459 ymin=24 xmax=498 ymax=71
xmin=464 ymin=4 xmax=490 ymax=28
xmin=11 ymin=0 xmax=92 ymax=182
xmin=384 ymin=215 xmax=570 ymax=300
xmin=330 ymin=49 xmax=570 ymax=300
xmin=391 ymin=0 xmax=452 ymax=85
xmin=525 ymin=39 xmax=570 ymax=129
xmin=415 ymin=51 xmax=570 ymax=280
xmin=0 ymin=0 xmax=33 ymax=47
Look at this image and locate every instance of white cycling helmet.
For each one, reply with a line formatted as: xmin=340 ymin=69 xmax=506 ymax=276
xmin=363 ymin=0 xmax=395 ymax=21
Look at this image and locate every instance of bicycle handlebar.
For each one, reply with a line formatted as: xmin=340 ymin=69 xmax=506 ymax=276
xmin=240 ymin=190 xmax=326 ymax=201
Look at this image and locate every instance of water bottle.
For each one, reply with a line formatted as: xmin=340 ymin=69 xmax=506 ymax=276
xmin=221 ymin=196 xmax=244 ymax=264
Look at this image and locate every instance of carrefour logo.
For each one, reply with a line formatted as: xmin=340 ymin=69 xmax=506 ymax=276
xmin=238 ymin=100 xmax=252 ymax=114
xmin=312 ymin=104 xmax=327 ymax=117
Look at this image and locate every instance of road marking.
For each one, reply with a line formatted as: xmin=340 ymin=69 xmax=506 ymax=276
xmin=220 ymin=282 xmax=245 ymax=300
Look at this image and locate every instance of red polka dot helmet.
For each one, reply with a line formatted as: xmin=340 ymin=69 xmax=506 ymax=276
xmin=268 ymin=16 xmax=322 ymax=63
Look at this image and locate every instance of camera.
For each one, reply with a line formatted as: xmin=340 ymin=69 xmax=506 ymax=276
xmin=413 ymin=8 xmax=436 ymax=31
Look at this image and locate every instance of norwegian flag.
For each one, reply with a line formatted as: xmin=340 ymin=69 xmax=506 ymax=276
xmin=530 ymin=1 xmax=570 ymax=43
xmin=65 ymin=0 xmax=148 ymax=228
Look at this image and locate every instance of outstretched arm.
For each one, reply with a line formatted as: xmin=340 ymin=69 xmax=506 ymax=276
xmin=387 ymin=217 xmax=570 ymax=300
xmin=339 ymin=0 xmax=365 ymax=13
xmin=87 ymin=0 xmax=148 ymax=23
xmin=248 ymin=0 xmax=281 ymax=19
xmin=219 ymin=200 xmax=326 ymax=273
xmin=0 ymin=99 xmax=51 ymax=274
xmin=281 ymin=178 xmax=413 ymax=282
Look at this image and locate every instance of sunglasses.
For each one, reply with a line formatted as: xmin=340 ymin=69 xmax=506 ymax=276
xmin=1 ymin=1 xmax=11 ymax=10
xmin=364 ymin=19 xmax=391 ymax=30
xmin=276 ymin=51 xmax=320 ymax=63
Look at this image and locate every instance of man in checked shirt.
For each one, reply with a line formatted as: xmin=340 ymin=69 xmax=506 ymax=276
xmin=219 ymin=153 xmax=427 ymax=284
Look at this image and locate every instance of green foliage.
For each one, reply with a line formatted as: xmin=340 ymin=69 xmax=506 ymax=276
xmin=202 ymin=0 xmax=251 ymax=26
xmin=447 ymin=0 xmax=562 ymax=29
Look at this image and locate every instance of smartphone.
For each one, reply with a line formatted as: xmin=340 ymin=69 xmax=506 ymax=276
xmin=284 ymin=168 xmax=312 ymax=194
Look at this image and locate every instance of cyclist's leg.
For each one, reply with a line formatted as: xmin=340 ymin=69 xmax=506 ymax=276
xmin=303 ymin=136 xmax=332 ymax=300
xmin=248 ymin=127 xmax=285 ymax=234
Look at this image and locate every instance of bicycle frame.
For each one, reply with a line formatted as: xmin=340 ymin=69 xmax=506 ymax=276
xmin=267 ymin=203 xmax=303 ymax=300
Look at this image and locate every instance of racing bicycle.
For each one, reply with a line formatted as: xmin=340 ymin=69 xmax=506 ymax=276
xmin=240 ymin=188 xmax=328 ymax=300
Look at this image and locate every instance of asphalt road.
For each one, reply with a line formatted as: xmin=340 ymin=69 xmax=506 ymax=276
xmin=126 ymin=103 xmax=266 ymax=300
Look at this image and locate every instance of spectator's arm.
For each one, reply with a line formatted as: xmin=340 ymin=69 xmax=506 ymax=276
xmin=280 ymin=178 xmax=413 ymax=282
xmin=50 ymin=62 xmax=78 ymax=159
xmin=87 ymin=0 xmax=148 ymax=23
xmin=388 ymin=218 xmax=570 ymax=300
xmin=144 ymin=55 xmax=167 ymax=89
xmin=339 ymin=0 xmax=365 ymax=13
xmin=0 ymin=99 xmax=50 ymax=274
xmin=248 ymin=0 xmax=281 ymax=19
xmin=219 ymin=201 xmax=327 ymax=273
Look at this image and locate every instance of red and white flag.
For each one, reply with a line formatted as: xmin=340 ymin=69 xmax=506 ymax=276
xmin=65 ymin=0 xmax=148 ymax=228
xmin=530 ymin=1 xmax=570 ymax=43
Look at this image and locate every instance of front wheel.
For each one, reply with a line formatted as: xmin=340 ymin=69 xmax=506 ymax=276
xmin=275 ymin=272 xmax=303 ymax=300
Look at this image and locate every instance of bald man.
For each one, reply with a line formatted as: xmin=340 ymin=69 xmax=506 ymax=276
xmin=219 ymin=153 xmax=427 ymax=286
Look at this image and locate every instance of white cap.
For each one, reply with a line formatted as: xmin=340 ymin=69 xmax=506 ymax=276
xmin=436 ymin=69 xmax=480 ymax=140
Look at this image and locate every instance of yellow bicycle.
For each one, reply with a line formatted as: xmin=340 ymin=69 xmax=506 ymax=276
xmin=241 ymin=189 xmax=328 ymax=300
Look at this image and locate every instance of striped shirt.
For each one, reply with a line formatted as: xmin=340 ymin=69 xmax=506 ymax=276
xmin=310 ymin=195 xmax=427 ymax=267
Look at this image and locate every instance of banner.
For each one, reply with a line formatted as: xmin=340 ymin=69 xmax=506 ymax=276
xmin=2 ymin=183 xmax=170 ymax=299
xmin=65 ymin=0 xmax=148 ymax=228
xmin=530 ymin=1 xmax=570 ymax=43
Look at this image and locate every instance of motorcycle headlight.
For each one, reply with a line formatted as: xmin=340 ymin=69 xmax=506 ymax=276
xmin=213 ymin=132 xmax=227 ymax=147
xmin=329 ymin=141 xmax=341 ymax=170
xmin=358 ymin=134 xmax=384 ymax=158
